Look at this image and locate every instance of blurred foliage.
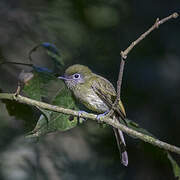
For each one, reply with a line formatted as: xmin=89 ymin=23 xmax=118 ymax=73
xmin=20 ymin=42 xmax=80 ymax=137
xmin=25 ymin=76 xmax=79 ymax=137
xmin=29 ymin=42 xmax=64 ymax=72
xmin=23 ymin=71 xmax=56 ymax=101
xmin=168 ymin=153 xmax=180 ymax=179
xmin=0 ymin=0 xmax=180 ymax=179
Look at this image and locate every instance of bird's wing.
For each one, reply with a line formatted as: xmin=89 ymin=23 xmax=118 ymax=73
xmin=91 ymin=74 xmax=126 ymax=117
xmin=91 ymin=75 xmax=116 ymax=106
xmin=91 ymin=75 xmax=128 ymax=166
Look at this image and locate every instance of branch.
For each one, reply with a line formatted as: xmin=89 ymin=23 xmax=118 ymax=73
xmin=116 ymin=12 xmax=179 ymax=100
xmin=116 ymin=57 xmax=125 ymax=100
xmin=0 ymin=92 xmax=180 ymax=155
xmin=121 ymin=12 xmax=179 ymax=59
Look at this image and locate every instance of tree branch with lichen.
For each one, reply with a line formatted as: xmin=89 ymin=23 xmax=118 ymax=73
xmin=0 ymin=92 xmax=180 ymax=155
xmin=0 ymin=13 xmax=179 ymax=157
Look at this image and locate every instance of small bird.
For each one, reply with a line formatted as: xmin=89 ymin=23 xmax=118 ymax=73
xmin=58 ymin=64 xmax=128 ymax=166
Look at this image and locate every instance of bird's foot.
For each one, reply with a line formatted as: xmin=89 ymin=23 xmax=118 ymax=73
xmin=96 ymin=111 xmax=109 ymax=123
xmin=77 ymin=110 xmax=87 ymax=124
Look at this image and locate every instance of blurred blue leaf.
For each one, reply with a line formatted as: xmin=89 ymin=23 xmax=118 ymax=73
xmin=29 ymin=42 xmax=64 ymax=73
xmin=32 ymin=66 xmax=53 ymax=73
xmin=41 ymin=42 xmax=60 ymax=55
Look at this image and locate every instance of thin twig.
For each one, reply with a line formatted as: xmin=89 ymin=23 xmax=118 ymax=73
xmin=109 ymin=57 xmax=125 ymax=117
xmin=0 ymin=61 xmax=33 ymax=67
xmin=116 ymin=12 xmax=179 ymax=101
xmin=117 ymin=57 xmax=125 ymax=99
xmin=0 ymin=92 xmax=180 ymax=155
xmin=121 ymin=12 xmax=178 ymax=59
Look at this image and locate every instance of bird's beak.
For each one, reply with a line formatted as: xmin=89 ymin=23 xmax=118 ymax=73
xmin=58 ymin=75 xmax=68 ymax=81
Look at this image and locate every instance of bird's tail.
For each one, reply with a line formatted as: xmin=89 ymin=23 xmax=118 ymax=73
xmin=113 ymin=100 xmax=128 ymax=166
xmin=113 ymin=128 xmax=128 ymax=166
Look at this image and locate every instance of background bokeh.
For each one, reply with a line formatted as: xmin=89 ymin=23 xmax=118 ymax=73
xmin=0 ymin=0 xmax=180 ymax=179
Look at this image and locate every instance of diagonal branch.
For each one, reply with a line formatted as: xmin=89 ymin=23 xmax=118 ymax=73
xmin=0 ymin=92 xmax=180 ymax=155
xmin=116 ymin=12 xmax=179 ymax=101
xmin=121 ymin=12 xmax=178 ymax=60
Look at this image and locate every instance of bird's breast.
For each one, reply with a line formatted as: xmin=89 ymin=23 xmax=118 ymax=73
xmin=73 ymin=85 xmax=109 ymax=113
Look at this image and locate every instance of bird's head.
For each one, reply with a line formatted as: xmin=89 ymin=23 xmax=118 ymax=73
xmin=58 ymin=64 xmax=92 ymax=90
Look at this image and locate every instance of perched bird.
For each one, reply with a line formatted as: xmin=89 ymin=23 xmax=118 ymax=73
xmin=58 ymin=64 xmax=128 ymax=166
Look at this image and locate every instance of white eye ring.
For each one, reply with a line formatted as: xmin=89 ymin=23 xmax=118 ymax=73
xmin=73 ymin=73 xmax=80 ymax=79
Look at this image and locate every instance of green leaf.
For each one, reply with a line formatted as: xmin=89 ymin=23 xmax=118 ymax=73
xmin=22 ymin=70 xmax=80 ymax=138
xmin=46 ymin=50 xmax=64 ymax=66
xmin=22 ymin=71 xmax=56 ymax=101
xmin=26 ymin=87 xmax=79 ymax=137
xmin=167 ymin=153 xmax=180 ymax=179
xmin=121 ymin=118 xmax=180 ymax=179
xmin=1 ymin=99 xmax=38 ymax=132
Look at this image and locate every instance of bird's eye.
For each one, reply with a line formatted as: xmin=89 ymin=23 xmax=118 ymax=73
xmin=73 ymin=73 xmax=80 ymax=79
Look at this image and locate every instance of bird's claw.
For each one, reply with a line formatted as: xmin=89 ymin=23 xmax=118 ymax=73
xmin=77 ymin=110 xmax=87 ymax=124
xmin=96 ymin=111 xmax=109 ymax=123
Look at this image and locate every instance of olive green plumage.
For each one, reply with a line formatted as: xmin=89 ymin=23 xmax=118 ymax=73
xmin=59 ymin=64 xmax=128 ymax=166
xmin=64 ymin=64 xmax=126 ymax=115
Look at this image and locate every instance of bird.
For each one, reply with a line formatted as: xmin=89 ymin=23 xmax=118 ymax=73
xmin=58 ymin=64 xmax=128 ymax=166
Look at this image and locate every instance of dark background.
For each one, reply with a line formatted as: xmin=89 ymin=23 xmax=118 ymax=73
xmin=0 ymin=0 xmax=180 ymax=179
